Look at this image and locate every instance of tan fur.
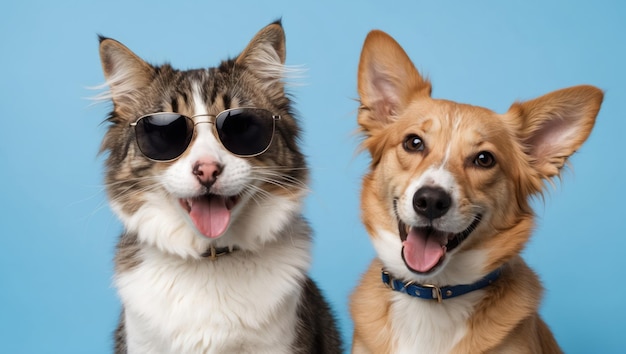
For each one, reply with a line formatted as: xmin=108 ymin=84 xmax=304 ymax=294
xmin=350 ymin=30 xmax=602 ymax=353
xmin=351 ymin=259 xmax=396 ymax=354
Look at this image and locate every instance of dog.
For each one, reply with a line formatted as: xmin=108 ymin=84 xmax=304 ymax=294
xmin=97 ymin=21 xmax=342 ymax=354
xmin=350 ymin=30 xmax=602 ymax=353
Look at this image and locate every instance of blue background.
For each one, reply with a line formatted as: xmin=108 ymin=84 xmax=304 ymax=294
xmin=1 ymin=1 xmax=624 ymax=353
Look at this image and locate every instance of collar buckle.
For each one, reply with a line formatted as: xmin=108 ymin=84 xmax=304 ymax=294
xmin=421 ymin=283 xmax=443 ymax=303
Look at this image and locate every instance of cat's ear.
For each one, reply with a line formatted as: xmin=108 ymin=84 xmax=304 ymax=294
xmin=236 ymin=21 xmax=286 ymax=83
xmin=99 ymin=36 xmax=154 ymax=109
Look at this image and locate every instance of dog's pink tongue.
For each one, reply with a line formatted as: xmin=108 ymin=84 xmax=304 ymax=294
xmin=403 ymin=228 xmax=445 ymax=273
xmin=189 ymin=196 xmax=231 ymax=238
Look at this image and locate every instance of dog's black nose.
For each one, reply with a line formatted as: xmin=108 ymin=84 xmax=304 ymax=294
xmin=413 ymin=186 xmax=452 ymax=220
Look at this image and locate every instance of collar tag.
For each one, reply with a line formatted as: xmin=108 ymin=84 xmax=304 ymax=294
xmin=201 ymin=245 xmax=238 ymax=260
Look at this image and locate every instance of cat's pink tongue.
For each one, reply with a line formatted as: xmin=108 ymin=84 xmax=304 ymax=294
xmin=189 ymin=196 xmax=231 ymax=238
xmin=402 ymin=227 xmax=445 ymax=273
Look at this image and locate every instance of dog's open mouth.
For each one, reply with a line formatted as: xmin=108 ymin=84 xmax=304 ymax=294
xmin=399 ymin=215 xmax=482 ymax=274
xmin=179 ymin=195 xmax=240 ymax=239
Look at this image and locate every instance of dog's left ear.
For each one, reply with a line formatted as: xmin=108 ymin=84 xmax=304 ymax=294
xmin=507 ymin=85 xmax=603 ymax=180
xmin=357 ymin=30 xmax=431 ymax=135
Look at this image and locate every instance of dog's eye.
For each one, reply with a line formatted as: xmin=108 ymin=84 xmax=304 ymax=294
xmin=403 ymin=134 xmax=425 ymax=152
xmin=474 ymin=151 xmax=496 ymax=168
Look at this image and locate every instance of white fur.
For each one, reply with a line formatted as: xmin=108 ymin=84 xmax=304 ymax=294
xmin=389 ymin=289 xmax=483 ymax=354
xmin=192 ymin=83 xmax=209 ymax=117
xmin=117 ymin=218 xmax=310 ymax=354
xmin=441 ymin=113 xmax=462 ymax=167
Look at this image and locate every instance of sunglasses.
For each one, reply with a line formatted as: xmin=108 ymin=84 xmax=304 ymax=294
xmin=129 ymin=108 xmax=281 ymax=161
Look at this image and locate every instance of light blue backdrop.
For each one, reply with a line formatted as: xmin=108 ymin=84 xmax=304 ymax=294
xmin=1 ymin=1 xmax=624 ymax=353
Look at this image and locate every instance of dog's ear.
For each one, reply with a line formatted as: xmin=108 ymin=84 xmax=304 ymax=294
xmin=506 ymin=85 xmax=603 ymax=181
xmin=99 ymin=37 xmax=155 ymax=112
xmin=357 ymin=30 xmax=431 ymax=134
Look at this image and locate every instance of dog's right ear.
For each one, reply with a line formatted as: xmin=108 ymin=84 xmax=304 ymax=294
xmin=506 ymin=85 xmax=603 ymax=193
xmin=357 ymin=30 xmax=431 ymax=134
xmin=99 ymin=36 xmax=154 ymax=112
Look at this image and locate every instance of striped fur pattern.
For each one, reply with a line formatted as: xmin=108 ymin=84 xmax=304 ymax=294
xmin=98 ymin=21 xmax=341 ymax=354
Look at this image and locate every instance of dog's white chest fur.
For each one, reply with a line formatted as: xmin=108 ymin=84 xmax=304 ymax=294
xmin=116 ymin=244 xmax=307 ymax=354
xmin=389 ymin=292 xmax=481 ymax=353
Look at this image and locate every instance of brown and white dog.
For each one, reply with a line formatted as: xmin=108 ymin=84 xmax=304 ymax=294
xmin=350 ymin=30 xmax=602 ymax=353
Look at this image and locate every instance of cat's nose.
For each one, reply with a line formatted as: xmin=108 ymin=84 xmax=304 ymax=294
xmin=192 ymin=158 xmax=223 ymax=187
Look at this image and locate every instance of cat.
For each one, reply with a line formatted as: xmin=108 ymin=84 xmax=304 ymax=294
xmin=97 ymin=21 xmax=342 ymax=354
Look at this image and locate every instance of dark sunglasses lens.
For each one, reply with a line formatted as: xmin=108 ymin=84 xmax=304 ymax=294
xmin=215 ymin=109 xmax=276 ymax=156
xmin=134 ymin=114 xmax=193 ymax=160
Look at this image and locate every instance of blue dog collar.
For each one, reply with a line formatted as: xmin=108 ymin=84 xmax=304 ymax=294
xmin=382 ymin=267 xmax=502 ymax=303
